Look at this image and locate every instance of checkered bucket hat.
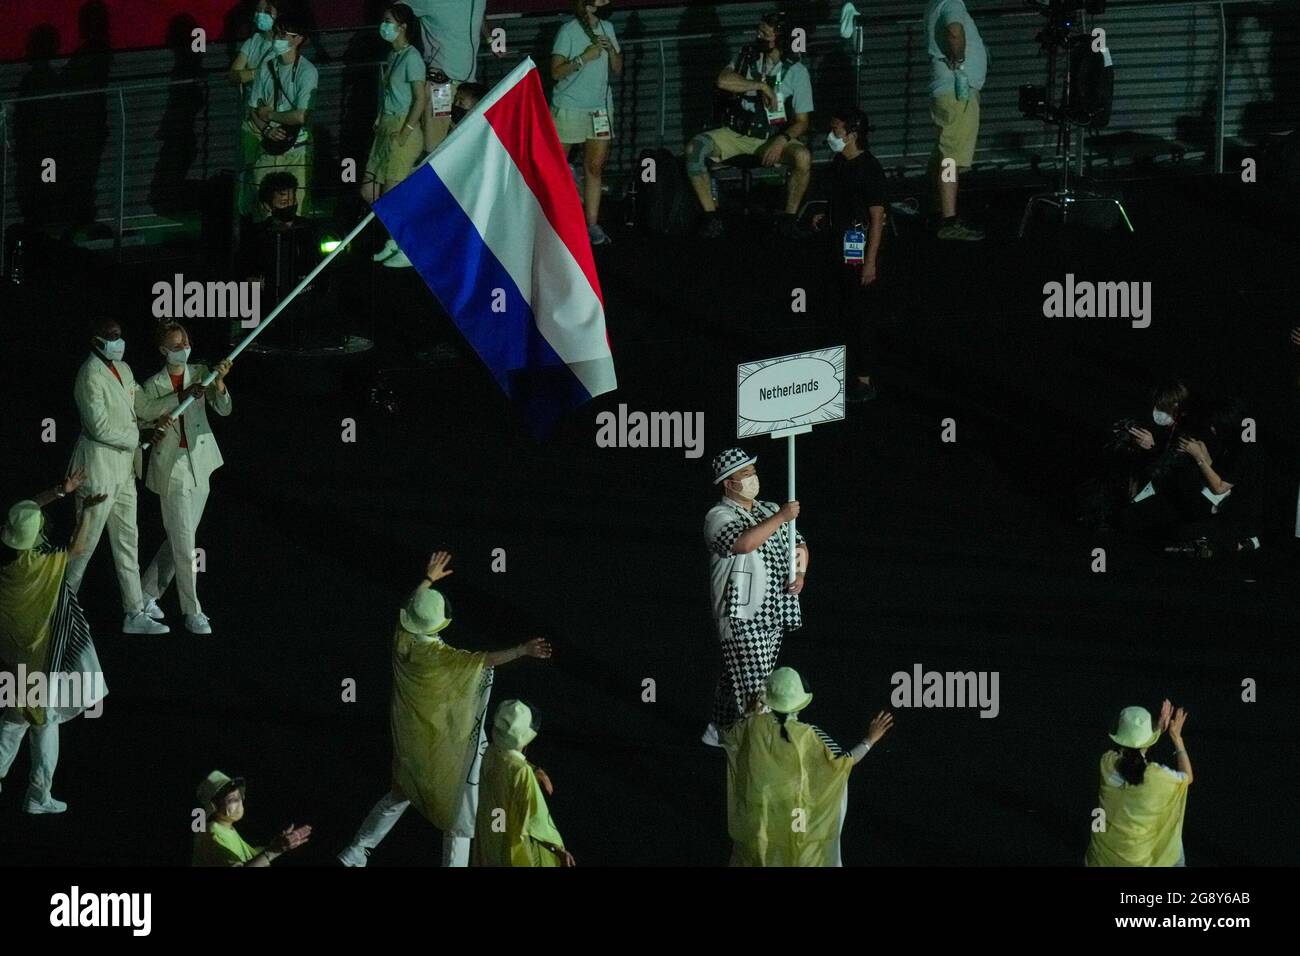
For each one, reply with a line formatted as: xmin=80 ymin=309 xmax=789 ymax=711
xmin=712 ymin=448 xmax=757 ymax=485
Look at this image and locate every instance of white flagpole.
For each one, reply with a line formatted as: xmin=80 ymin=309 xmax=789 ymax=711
xmin=143 ymin=211 xmax=376 ymax=448
xmin=787 ymin=432 xmax=797 ymax=584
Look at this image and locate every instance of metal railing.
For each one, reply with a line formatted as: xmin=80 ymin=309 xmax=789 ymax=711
xmin=0 ymin=0 xmax=1285 ymax=272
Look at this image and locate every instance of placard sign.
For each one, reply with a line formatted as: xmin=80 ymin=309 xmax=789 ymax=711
xmin=736 ymin=346 xmax=846 ymax=439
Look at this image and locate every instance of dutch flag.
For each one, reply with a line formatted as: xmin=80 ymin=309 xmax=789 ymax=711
xmin=373 ymin=58 xmax=618 ymax=436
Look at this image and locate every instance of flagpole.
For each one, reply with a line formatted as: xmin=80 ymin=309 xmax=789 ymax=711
xmin=143 ymin=211 xmax=376 ymax=448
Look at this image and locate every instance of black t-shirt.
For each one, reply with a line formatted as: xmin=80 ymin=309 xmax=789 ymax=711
xmin=828 ymin=150 xmax=889 ymax=237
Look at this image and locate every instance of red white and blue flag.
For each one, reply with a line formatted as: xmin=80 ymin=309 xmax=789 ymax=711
xmin=373 ymin=58 xmax=617 ymax=435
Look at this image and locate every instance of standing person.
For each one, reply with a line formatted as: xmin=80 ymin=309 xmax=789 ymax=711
xmin=815 ymin=107 xmax=889 ymax=402
xmin=685 ymin=12 xmax=815 ymax=239
xmin=1086 ymin=701 xmax=1193 ymax=867
xmin=472 ymin=699 xmax=574 ymax=867
xmin=365 ymin=4 xmax=429 ymax=269
xmin=722 ymin=667 xmax=893 ymax=866
xmin=924 ymin=0 xmax=987 ymax=240
xmin=550 ymin=0 xmax=622 ymax=247
xmin=338 ymin=551 xmax=552 ymax=867
xmin=134 ymin=323 xmax=233 ymax=636
xmin=66 ymin=319 xmax=169 ymax=636
xmin=406 ymin=0 xmax=494 ymax=154
xmin=244 ymin=13 xmax=318 ymax=219
xmin=228 ymin=0 xmax=279 ymax=217
xmin=0 ymin=471 xmax=109 ymax=813
xmin=192 ymin=771 xmax=312 ymax=866
xmin=702 ymin=449 xmax=809 ymax=746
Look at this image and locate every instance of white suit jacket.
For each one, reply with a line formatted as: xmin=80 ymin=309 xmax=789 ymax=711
xmin=70 ymin=354 xmax=144 ymax=491
xmin=133 ymin=364 xmax=232 ymax=494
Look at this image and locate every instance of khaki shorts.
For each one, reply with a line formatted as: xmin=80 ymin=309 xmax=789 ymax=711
xmin=366 ymin=115 xmax=425 ymax=188
xmin=931 ymin=92 xmax=981 ymax=169
xmin=240 ymin=120 xmax=311 ymax=219
xmin=699 ymin=126 xmax=780 ymax=163
xmin=551 ymin=105 xmax=614 ymax=145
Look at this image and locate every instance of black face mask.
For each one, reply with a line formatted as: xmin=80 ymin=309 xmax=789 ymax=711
xmin=450 ymin=104 xmax=468 ymax=126
xmin=271 ymin=204 xmax=296 ymax=223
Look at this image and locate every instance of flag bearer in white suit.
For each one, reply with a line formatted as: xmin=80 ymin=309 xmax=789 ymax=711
xmin=66 ymin=319 xmax=170 ymax=635
xmin=134 ymin=322 xmax=233 ymax=636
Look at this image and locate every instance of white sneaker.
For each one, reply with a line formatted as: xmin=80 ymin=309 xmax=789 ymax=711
xmin=338 ymin=845 xmax=370 ymax=867
xmin=24 ymin=792 xmax=68 ymax=814
xmin=371 ymin=238 xmax=398 ymax=262
xmin=700 ymin=723 xmax=722 ymax=748
xmin=143 ymin=597 xmax=165 ymax=620
xmin=184 ymin=612 xmax=212 ymax=635
xmin=123 ymin=611 xmax=169 ymax=635
xmin=381 ymin=249 xmax=413 ymax=268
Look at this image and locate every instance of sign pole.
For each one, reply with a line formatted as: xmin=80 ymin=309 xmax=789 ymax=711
xmin=786 ymin=431 xmax=797 ymax=584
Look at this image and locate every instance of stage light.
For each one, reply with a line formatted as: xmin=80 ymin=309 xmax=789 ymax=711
xmin=320 ymin=235 xmax=341 ymax=254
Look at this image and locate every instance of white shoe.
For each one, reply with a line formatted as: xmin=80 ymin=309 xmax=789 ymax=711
xmin=24 ymin=792 xmax=68 ymax=814
xmin=381 ymin=249 xmax=413 ymax=268
xmin=700 ymin=723 xmax=722 ymax=748
xmin=143 ymin=597 xmax=165 ymax=620
xmin=123 ymin=611 xmax=169 ymax=635
xmin=338 ymin=845 xmax=370 ymax=867
xmin=371 ymin=238 xmax=398 ymax=262
xmin=184 ymin=612 xmax=212 ymax=635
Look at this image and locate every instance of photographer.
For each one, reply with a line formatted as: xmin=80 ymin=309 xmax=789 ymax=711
xmin=685 ymin=12 xmax=814 ymax=239
xmin=242 ymin=14 xmax=317 ymax=220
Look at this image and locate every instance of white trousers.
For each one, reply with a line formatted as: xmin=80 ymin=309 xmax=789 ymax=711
xmin=344 ymin=789 xmax=472 ymax=866
xmin=142 ymin=482 xmax=210 ymax=616
xmin=65 ymin=475 xmax=144 ymax=614
xmin=0 ymin=711 xmax=59 ymax=800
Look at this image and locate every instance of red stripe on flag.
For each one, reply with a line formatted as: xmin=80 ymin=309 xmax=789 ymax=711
xmin=484 ymin=68 xmax=605 ymax=310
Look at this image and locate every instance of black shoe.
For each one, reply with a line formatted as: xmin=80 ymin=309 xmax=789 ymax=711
xmin=699 ymin=215 xmax=724 ymax=239
xmin=774 ymin=212 xmax=808 ymax=240
xmin=1164 ymin=537 xmax=1215 ymax=559
xmin=846 ymin=380 xmax=878 ymax=403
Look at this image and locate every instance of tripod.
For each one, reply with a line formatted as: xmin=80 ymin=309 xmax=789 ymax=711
xmin=1019 ymin=24 xmax=1133 ymax=236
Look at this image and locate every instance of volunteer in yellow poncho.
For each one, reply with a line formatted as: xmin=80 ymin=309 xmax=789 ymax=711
xmin=473 ymin=699 xmax=573 ymax=867
xmin=722 ymin=667 xmax=894 ymax=867
xmin=191 ymin=770 xmax=312 ymax=866
xmin=0 ymin=474 xmax=109 ymax=814
xmin=338 ymin=550 xmax=553 ymax=867
xmin=1086 ymin=701 xmax=1193 ymax=867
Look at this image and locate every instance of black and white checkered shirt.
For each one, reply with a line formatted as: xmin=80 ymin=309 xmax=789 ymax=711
xmin=707 ymin=498 xmax=806 ymax=634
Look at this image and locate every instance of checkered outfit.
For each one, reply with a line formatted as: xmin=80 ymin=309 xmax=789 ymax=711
xmin=707 ymin=499 xmax=805 ymax=727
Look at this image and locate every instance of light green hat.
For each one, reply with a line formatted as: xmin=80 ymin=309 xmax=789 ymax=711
xmin=493 ymin=699 xmax=538 ymax=751
xmin=1110 ymin=706 xmax=1161 ymax=750
xmin=1 ymin=501 xmax=43 ymax=551
xmin=399 ymin=589 xmax=451 ymax=637
xmin=764 ymin=667 xmax=813 ymax=715
xmin=195 ymin=769 xmax=245 ymax=809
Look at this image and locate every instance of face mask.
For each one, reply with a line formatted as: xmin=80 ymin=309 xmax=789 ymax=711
xmin=827 ymin=131 xmax=846 ymax=153
xmin=450 ymin=104 xmax=468 ymax=126
xmin=165 ymin=346 xmax=191 ymax=366
xmin=255 ymin=11 xmax=274 ymax=31
xmin=730 ymin=475 xmax=760 ymax=500
xmin=272 ymin=37 xmax=291 ymax=54
xmin=1152 ymin=409 xmax=1174 ymax=427
xmin=271 ymin=204 xmax=297 ymax=222
xmin=96 ymin=336 xmax=125 ymax=361
xmin=380 ymin=21 xmax=399 ymax=42
xmin=594 ymin=4 xmax=614 ymax=19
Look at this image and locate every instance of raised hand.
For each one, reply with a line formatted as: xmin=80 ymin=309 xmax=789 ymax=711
xmin=866 ymin=710 xmax=894 ymax=746
xmin=1157 ymin=698 xmax=1172 ymax=732
xmin=426 ymin=550 xmax=454 ymax=582
xmin=521 ymin=637 xmax=552 ymax=659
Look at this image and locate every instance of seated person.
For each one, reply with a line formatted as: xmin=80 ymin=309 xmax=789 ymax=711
xmin=685 ymin=11 xmax=814 ymax=239
xmin=1119 ymin=396 xmax=1263 ymax=555
xmin=236 ymin=173 xmax=339 ymax=348
xmin=450 ymin=81 xmax=485 ymax=129
xmin=192 ymin=770 xmax=311 ymax=866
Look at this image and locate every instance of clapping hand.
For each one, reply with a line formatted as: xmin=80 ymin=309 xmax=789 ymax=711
xmin=62 ymin=467 xmax=88 ymax=495
xmin=272 ymin=823 xmax=312 ymax=854
xmin=1157 ymin=698 xmax=1173 ymax=732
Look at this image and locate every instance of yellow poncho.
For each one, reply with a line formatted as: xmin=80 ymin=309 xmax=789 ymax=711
xmin=1086 ymin=751 xmax=1189 ymax=867
xmin=192 ymin=822 xmax=262 ymax=867
xmin=472 ymin=745 xmax=566 ymax=867
xmin=389 ymin=627 xmax=490 ymax=833
xmin=722 ymin=713 xmax=854 ymax=867
xmin=0 ymin=548 xmax=66 ymax=725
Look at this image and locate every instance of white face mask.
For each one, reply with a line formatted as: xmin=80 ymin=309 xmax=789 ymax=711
xmin=272 ymin=37 xmax=291 ymax=55
xmin=1152 ymin=409 xmax=1174 ymax=427
xmin=166 ymin=346 xmax=192 ymax=367
xmin=96 ymin=337 xmax=125 ymax=361
xmin=827 ymin=131 xmax=847 ymax=153
xmin=255 ymin=11 xmax=275 ymax=31
xmin=730 ymin=475 xmax=760 ymax=500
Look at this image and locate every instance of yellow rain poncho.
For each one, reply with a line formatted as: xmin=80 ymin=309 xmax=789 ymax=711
xmin=722 ymin=713 xmax=854 ymax=867
xmin=389 ymin=627 xmax=491 ymax=832
xmin=0 ymin=547 xmax=67 ymax=725
xmin=472 ymin=745 xmax=566 ymax=867
xmin=1086 ymin=751 xmax=1189 ymax=867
